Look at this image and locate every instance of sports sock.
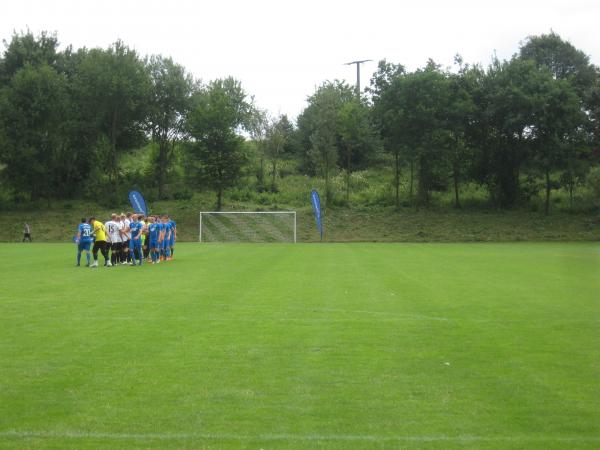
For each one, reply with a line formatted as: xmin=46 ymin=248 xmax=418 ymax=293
xmin=86 ymin=253 xmax=90 ymax=265
xmin=77 ymin=251 xmax=81 ymax=265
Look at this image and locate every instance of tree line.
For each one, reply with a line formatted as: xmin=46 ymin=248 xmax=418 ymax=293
xmin=0 ymin=31 xmax=599 ymax=212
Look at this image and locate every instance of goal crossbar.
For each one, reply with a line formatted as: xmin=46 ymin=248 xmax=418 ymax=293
xmin=199 ymin=211 xmax=297 ymax=243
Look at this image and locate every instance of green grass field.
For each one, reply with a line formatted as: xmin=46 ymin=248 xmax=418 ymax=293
xmin=0 ymin=243 xmax=599 ymax=449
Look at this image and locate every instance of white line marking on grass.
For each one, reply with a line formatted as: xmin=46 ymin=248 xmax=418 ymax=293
xmin=1 ymin=430 xmax=599 ymax=443
xmin=219 ymin=304 xmax=449 ymax=322
xmin=312 ymin=307 xmax=448 ymax=321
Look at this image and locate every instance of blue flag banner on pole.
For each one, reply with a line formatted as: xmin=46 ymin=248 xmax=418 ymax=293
xmin=128 ymin=190 xmax=148 ymax=216
xmin=310 ymin=189 xmax=323 ymax=240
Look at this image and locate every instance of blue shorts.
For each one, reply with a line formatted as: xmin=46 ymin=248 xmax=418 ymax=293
xmin=149 ymin=239 xmax=158 ymax=248
xmin=169 ymin=237 xmax=175 ymax=247
xmin=78 ymin=241 xmax=92 ymax=251
xmin=129 ymin=239 xmax=142 ymax=250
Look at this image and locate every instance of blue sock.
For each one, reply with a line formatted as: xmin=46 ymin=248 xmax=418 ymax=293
xmin=77 ymin=251 xmax=81 ymax=265
xmin=86 ymin=253 xmax=90 ymax=265
xmin=166 ymin=248 xmax=171 ymax=258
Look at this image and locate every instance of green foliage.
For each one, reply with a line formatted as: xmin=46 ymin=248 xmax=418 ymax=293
xmin=0 ymin=29 xmax=599 ymax=217
xmin=72 ymin=41 xmax=150 ymax=181
xmin=296 ymin=80 xmax=355 ymax=177
xmin=586 ymin=165 xmax=600 ymax=202
xmin=520 ymin=31 xmax=597 ymax=95
xmin=186 ymin=78 xmax=252 ymax=210
xmin=146 ymin=55 xmax=196 ymax=198
xmin=373 ymin=61 xmax=463 ymax=207
xmin=338 ymin=99 xmax=381 ymax=201
xmin=0 ymin=30 xmax=59 ymax=83
xmin=0 ymin=63 xmax=67 ymax=199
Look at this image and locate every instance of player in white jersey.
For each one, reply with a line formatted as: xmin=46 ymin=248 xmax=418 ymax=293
xmin=105 ymin=213 xmax=123 ymax=267
xmin=120 ymin=213 xmax=132 ymax=264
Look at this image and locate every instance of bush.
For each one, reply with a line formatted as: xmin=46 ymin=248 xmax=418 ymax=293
xmin=173 ymin=189 xmax=193 ymax=201
xmin=586 ymin=166 xmax=600 ymax=202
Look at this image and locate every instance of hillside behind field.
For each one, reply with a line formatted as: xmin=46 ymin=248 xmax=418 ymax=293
xmin=1 ymin=180 xmax=599 ymax=242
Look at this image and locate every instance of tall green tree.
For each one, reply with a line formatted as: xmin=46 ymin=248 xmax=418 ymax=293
xmin=73 ymin=41 xmax=150 ymax=182
xmin=247 ymin=107 xmax=269 ymax=189
xmin=264 ymin=115 xmax=289 ymax=191
xmin=470 ymin=58 xmax=540 ymax=206
xmin=186 ymin=78 xmax=252 ymax=210
xmin=296 ymin=81 xmax=354 ymax=176
xmin=370 ymin=60 xmax=406 ymax=208
xmin=374 ymin=61 xmax=454 ymax=207
xmin=338 ymin=99 xmax=380 ymax=202
xmin=0 ymin=31 xmax=59 ymax=85
xmin=520 ymin=31 xmax=597 ymax=96
xmin=146 ymin=55 xmax=195 ymax=198
xmin=526 ymin=74 xmax=584 ymax=213
xmin=446 ymin=59 xmax=477 ymax=208
xmin=0 ymin=63 xmax=66 ymax=199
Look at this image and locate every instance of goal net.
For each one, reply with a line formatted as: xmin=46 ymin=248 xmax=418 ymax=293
xmin=199 ymin=211 xmax=297 ymax=243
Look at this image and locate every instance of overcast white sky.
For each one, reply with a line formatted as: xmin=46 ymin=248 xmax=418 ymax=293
xmin=2 ymin=0 xmax=599 ymax=118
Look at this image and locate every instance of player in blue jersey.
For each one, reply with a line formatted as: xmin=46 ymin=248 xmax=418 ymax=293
xmin=161 ymin=215 xmax=172 ymax=261
xmin=156 ymin=216 xmax=165 ymax=263
xmin=76 ymin=218 xmax=94 ymax=267
xmin=146 ymin=216 xmax=161 ymax=264
xmin=167 ymin=217 xmax=177 ymax=260
xmin=128 ymin=214 xmax=145 ymax=266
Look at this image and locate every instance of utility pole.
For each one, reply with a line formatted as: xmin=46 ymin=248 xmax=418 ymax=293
xmin=344 ymin=59 xmax=372 ymax=97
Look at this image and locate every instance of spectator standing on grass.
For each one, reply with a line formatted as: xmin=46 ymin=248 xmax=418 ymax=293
xmin=22 ymin=223 xmax=31 ymax=242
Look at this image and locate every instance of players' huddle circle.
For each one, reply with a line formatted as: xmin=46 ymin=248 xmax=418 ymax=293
xmin=75 ymin=212 xmax=177 ymax=267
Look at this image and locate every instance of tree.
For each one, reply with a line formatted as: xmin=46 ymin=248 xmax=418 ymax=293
xmin=264 ymin=115 xmax=289 ymax=191
xmin=520 ymin=31 xmax=597 ymax=96
xmin=247 ymin=107 xmax=269 ymax=189
xmin=338 ymin=99 xmax=380 ymax=202
xmin=0 ymin=31 xmax=59 ymax=85
xmin=73 ymin=41 xmax=150 ymax=182
xmin=277 ymin=115 xmax=299 ymax=157
xmin=374 ymin=61 xmax=453 ymax=207
xmin=186 ymin=78 xmax=252 ymax=210
xmin=446 ymin=59 xmax=477 ymax=208
xmin=586 ymin=75 xmax=600 ymax=150
xmin=296 ymin=81 xmax=355 ymax=176
xmin=470 ymin=58 xmax=542 ymax=207
xmin=526 ymin=74 xmax=583 ymax=213
xmin=146 ymin=55 xmax=195 ymax=198
xmin=560 ymin=155 xmax=588 ymax=209
xmin=0 ymin=63 xmax=66 ymax=200
xmin=370 ymin=60 xmax=407 ymax=208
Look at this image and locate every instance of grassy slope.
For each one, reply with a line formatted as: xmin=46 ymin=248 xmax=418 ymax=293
xmin=0 ymin=243 xmax=599 ymax=449
xmin=1 ymin=201 xmax=599 ymax=243
xmin=1 ymin=163 xmax=599 ymax=243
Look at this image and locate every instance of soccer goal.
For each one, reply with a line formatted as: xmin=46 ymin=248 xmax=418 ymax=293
xmin=199 ymin=211 xmax=297 ymax=243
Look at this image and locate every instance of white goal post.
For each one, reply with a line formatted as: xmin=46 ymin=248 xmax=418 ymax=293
xmin=199 ymin=211 xmax=297 ymax=243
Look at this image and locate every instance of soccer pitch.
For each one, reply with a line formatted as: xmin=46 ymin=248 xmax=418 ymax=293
xmin=0 ymin=243 xmax=599 ymax=449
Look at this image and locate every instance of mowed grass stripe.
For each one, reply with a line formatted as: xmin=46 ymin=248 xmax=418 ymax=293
xmin=0 ymin=242 xmax=598 ymax=449
xmin=2 ymin=429 xmax=600 ymax=442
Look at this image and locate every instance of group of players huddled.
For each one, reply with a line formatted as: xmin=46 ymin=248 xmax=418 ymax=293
xmin=75 ymin=212 xmax=176 ymax=267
